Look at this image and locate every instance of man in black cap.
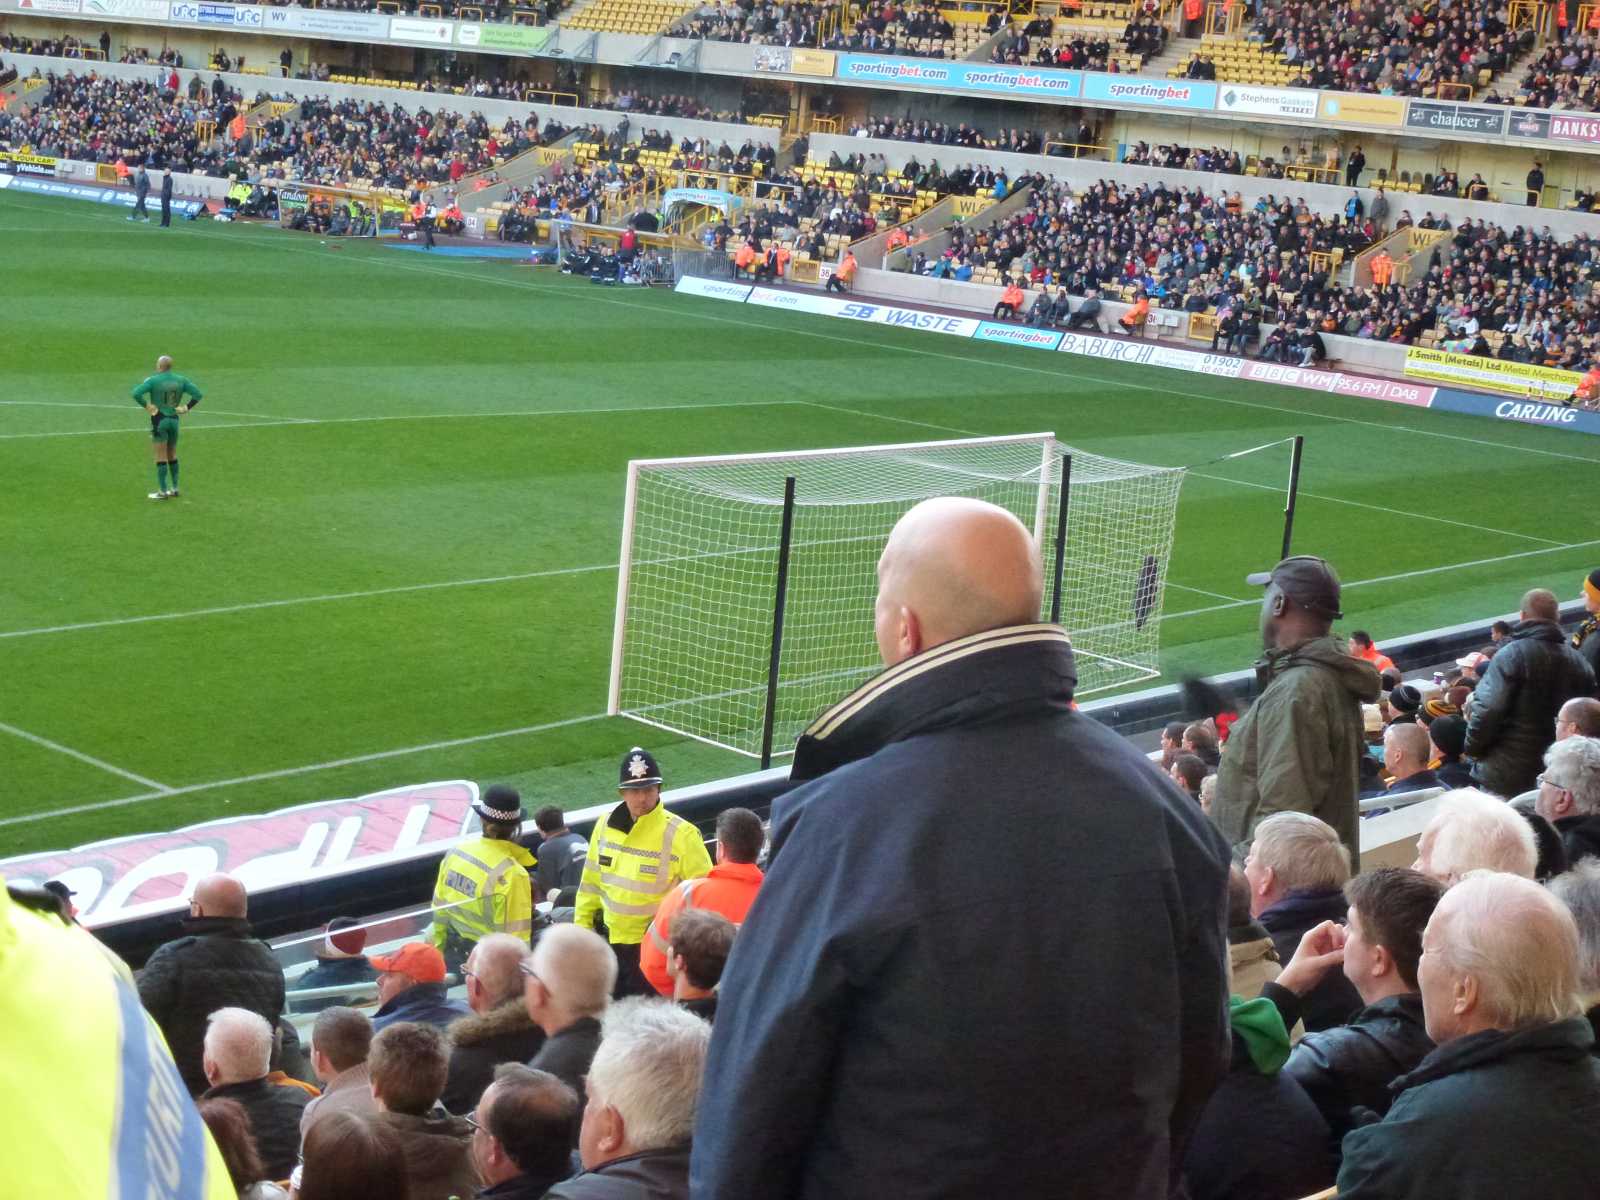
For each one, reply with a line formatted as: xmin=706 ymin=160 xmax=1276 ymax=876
xmin=573 ymin=748 xmax=711 ymax=998
xmin=429 ymin=784 xmax=538 ymax=974
xmin=1213 ymin=555 xmax=1382 ymax=868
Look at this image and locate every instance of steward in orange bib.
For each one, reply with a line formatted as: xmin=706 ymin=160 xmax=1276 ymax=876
xmin=575 ymin=748 xmax=712 ymax=997
xmin=641 ymin=806 xmax=766 ymax=995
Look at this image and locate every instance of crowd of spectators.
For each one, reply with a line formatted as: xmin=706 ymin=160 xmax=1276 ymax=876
xmin=914 ymin=171 xmax=1600 ymax=363
xmin=1256 ymin=0 xmax=1536 ymax=97
xmin=0 ymin=71 xmax=245 ymax=174
xmin=990 ymin=14 xmax=1165 ymax=70
xmin=1507 ymin=31 xmax=1600 ymax=109
xmin=21 ymin=468 xmax=1600 ymax=1199
xmin=678 ymin=0 xmax=961 ymax=59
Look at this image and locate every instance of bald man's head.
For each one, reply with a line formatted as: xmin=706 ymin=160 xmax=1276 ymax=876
xmin=192 ymin=873 xmax=248 ymax=920
xmin=156 ymin=355 xmax=173 ymax=372
xmin=874 ymin=497 xmax=1043 ymax=667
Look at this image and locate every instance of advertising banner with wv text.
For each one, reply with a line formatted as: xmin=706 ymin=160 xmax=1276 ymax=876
xmin=1403 ymin=346 xmax=1582 ymax=400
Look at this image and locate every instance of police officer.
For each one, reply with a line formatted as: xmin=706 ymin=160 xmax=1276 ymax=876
xmin=430 ymin=784 xmax=538 ymax=974
xmin=575 ymin=748 xmax=712 ymax=997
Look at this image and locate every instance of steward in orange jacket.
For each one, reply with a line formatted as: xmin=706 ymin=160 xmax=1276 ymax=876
xmin=641 ymin=807 xmax=766 ymax=996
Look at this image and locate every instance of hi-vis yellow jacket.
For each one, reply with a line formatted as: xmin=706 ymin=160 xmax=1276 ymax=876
xmin=0 ymin=878 xmax=235 ymax=1199
xmin=576 ymin=801 xmax=711 ymax=945
xmin=430 ymin=835 xmax=537 ymax=947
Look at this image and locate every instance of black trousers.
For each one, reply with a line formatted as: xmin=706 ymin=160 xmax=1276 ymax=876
xmin=161 ymin=198 xmax=171 ymax=227
xmin=610 ymin=941 xmax=655 ymax=999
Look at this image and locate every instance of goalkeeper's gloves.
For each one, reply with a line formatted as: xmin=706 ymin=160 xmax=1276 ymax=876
xmin=145 ymin=403 xmax=159 ymax=416
xmin=177 ymin=405 xmax=189 ymax=414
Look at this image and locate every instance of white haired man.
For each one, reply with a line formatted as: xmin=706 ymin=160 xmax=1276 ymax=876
xmin=544 ymin=998 xmax=710 ymax=1199
xmin=1536 ymin=736 xmax=1600 ymax=867
xmin=441 ymin=934 xmax=546 ymax=1115
xmin=1413 ymin=788 xmax=1538 ymax=885
xmin=1548 ymin=861 xmax=1600 ymax=1051
xmin=1244 ymin=812 xmax=1363 ymax=1031
xmin=525 ymin=924 xmax=616 ymax=1121
xmin=199 ymin=1006 xmax=312 ymax=1180
xmin=1338 ymin=872 xmax=1600 ymax=1197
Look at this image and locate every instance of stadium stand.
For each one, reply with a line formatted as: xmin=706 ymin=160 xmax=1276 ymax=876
xmin=1512 ymin=31 xmax=1600 ymax=110
xmin=564 ymin=0 xmax=702 ymax=35
xmin=992 ymin=12 xmax=1163 ymax=72
xmin=676 ymin=0 xmax=990 ymax=58
xmin=911 ymin=174 xmax=1600 ymax=365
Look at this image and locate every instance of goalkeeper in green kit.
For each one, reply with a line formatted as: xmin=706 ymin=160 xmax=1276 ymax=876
xmin=131 ymin=355 xmax=203 ymax=499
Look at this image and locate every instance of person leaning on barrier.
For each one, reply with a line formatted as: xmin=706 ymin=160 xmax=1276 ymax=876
xmin=431 ymin=784 xmax=538 ymax=974
xmin=0 ymin=879 xmax=238 ymax=1198
xmin=291 ymin=917 xmax=377 ymax=1015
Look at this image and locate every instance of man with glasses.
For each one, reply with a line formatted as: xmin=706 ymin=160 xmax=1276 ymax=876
xmin=467 ymin=1065 xmax=580 ymax=1199
xmin=523 ymin=925 xmax=614 ymax=1127
xmin=1536 ymin=737 xmax=1600 ymax=867
xmin=137 ymin=872 xmax=285 ymax=1096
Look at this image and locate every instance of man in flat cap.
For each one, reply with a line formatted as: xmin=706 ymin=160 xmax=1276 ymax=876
xmin=430 ymin=784 xmax=538 ymax=973
xmin=1214 ymin=555 xmax=1381 ymax=868
xmin=575 ymin=748 xmax=712 ymax=997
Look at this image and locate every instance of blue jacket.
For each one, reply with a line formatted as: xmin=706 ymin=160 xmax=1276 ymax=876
xmin=372 ymin=982 xmax=470 ymax=1032
xmin=1259 ymin=889 xmax=1364 ymax=1032
xmin=691 ymin=624 xmax=1232 ymax=1200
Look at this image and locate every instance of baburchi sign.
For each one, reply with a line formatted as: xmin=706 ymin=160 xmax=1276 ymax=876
xmin=1405 ymin=100 xmax=1505 ymax=137
xmin=0 ymin=780 xmax=481 ymax=928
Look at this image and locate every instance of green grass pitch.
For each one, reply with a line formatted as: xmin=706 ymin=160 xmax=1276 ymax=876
xmin=4 ymin=186 xmax=1599 ymax=857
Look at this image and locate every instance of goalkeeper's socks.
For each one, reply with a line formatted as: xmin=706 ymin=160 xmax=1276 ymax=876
xmin=168 ymin=460 xmax=179 ymax=490
xmin=156 ymin=462 xmax=169 ymax=492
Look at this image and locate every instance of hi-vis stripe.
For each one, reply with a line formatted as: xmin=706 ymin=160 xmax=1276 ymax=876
xmin=112 ymin=973 xmax=210 ymax=1199
xmin=584 ymin=814 xmax=687 ymax=915
xmin=805 ymin=624 xmax=1072 ymax=742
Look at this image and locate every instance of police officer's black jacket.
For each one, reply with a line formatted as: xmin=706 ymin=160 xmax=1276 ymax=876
xmin=691 ymin=623 xmax=1233 ymax=1200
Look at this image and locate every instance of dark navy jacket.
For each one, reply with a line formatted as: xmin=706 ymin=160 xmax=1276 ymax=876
xmin=372 ymin=981 xmax=470 ymax=1032
xmin=691 ymin=624 xmax=1233 ymax=1200
xmin=1259 ymin=889 xmax=1364 ymax=1032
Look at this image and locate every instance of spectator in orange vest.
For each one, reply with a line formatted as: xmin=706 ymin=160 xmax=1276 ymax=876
xmin=825 ymin=250 xmax=858 ymax=293
xmin=1370 ymin=250 xmax=1394 ymax=289
xmin=1118 ymin=291 xmax=1151 ymax=334
xmin=1574 ymin=363 xmax=1600 ymax=407
xmin=1348 ymin=630 xmax=1396 ymax=676
xmin=886 ymin=226 xmax=909 ymax=253
xmin=735 ymin=240 xmax=758 ymax=278
xmin=1182 ymin=0 xmax=1204 ymax=37
xmin=641 ymin=808 xmax=765 ymax=996
xmin=229 ymin=113 xmax=246 ymax=142
xmin=994 ymin=281 xmax=1025 ymax=320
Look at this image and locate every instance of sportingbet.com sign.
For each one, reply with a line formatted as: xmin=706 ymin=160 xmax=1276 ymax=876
xmin=0 ymin=781 xmax=481 ymax=928
xmin=834 ymin=54 xmax=1082 ymax=99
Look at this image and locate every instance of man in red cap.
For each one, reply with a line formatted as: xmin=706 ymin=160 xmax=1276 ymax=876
xmin=291 ymin=917 xmax=377 ymax=1014
xmin=370 ymin=942 xmax=470 ymax=1031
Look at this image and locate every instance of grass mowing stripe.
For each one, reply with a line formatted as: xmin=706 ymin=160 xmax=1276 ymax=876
xmin=123 ymin=210 xmax=1600 ymax=469
xmin=1189 ymin=471 xmax=1571 ymax=546
xmin=0 ymin=398 xmax=802 ymax=440
xmin=0 ymin=561 xmax=619 ymax=640
xmin=0 ymin=712 xmax=610 ymax=829
xmin=0 ymin=721 xmax=173 ymax=792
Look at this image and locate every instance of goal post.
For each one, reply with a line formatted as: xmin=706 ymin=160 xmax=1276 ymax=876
xmin=608 ymin=434 xmax=1186 ymax=759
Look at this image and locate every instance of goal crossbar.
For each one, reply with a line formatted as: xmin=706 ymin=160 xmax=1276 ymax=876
xmin=606 ymin=433 xmax=1185 ymax=758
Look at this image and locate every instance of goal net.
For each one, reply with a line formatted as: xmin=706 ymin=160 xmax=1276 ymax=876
xmin=608 ymin=434 xmax=1186 ymax=759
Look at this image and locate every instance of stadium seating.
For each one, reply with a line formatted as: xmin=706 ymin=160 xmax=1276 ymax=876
xmin=564 ymin=0 xmax=700 ymax=34
xmin=1170 ymin=35 xmax=1295 ymax=85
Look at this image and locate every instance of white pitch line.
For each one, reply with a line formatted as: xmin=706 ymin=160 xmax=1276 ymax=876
xmin=1159 ymin=535 xmax=1600 ymax=621
xmin=0 ymin=560 xmax=616 ymax=640
xmin=0 ymin=401 xmax=300 ymax=422
xmin=0 ymin=398 xmax=800 ymax=441
xmin=0 ymin=712 xmax=609 ymax=829
xmin=1189 ymin=470 xmax=1569 ymax=547
xmin=1167 ymin=582 xmax=1250 ymax=603
xmin=800 ymin=398 xmax=1591 ymax=552
xmin=0 ymin=720 xmax=172 ymax=793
